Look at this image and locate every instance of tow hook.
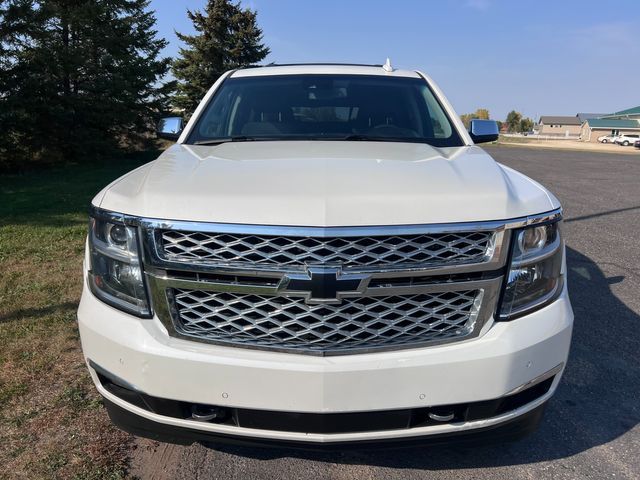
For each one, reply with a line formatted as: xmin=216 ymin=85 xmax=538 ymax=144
xmin=428 ymin=409 xmax=455 ymax=422
xmin=190 ymin=405 xmax=227 ymax=422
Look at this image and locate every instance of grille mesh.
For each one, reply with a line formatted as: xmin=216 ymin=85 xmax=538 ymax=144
xmin=171 ymin=289 xmax=481 ymax=354
xmin=160 ymin=230 xmax=494 ymax=270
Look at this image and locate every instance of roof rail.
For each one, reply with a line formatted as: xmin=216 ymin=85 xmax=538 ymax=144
xmin=246 ymin=62 xmax=384 ymax=69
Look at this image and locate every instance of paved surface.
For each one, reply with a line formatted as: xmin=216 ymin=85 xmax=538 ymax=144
xmin=131 ymin=146 xmax=640 ymax=480
xmin=499 ymin=137 xmax=640 ymax=154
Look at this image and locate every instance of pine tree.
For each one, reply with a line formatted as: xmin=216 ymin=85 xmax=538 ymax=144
xmin=0 ymin=0 xmax=173 ymax=171
xmin=172 ymin=0 xmax=270 ymax=114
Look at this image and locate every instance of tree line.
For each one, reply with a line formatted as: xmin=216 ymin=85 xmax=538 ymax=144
xmin=1 ymin=0 xmax=536 ymax=173
xmin=0 ymin=0 xmax=269 ymax=172
xmin=460 ymin=108 xmax=534 ymax=134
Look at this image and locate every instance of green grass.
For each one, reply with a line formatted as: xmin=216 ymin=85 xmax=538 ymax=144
xmin=0 ymin=152 xmax=159 ymax=480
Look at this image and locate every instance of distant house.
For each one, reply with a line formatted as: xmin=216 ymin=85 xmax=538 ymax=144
xmin=580 ymin=118 xmax=640 ymax=142
xmin=579 ymin=106 xmax=640 ymax=142
xmin=537 ymin=116 xmax=582 ymax=136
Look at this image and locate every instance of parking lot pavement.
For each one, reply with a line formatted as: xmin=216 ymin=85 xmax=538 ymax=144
xmin=130 ymin=147 xmax=640 ymax=480
xmin=498 ymin=137 xmax=640 ymax=154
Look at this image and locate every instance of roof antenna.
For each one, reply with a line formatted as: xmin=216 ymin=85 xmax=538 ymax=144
xmin=382 ymin=58 xmax=394 ymax=72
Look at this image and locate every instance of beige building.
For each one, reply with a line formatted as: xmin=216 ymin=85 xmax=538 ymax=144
xmin=580 ymin=118 xmax=640 ymax=142
xmin=537 ymin=116 xmax=582 ymax=136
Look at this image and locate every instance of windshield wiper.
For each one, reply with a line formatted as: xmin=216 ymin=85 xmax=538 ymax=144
xmin=340 ymin=134 xmax=376 ymax=141
xmin=194 ymin=136 xmax=259 ymax=146
xmin=340 ymin=134 xmax=422 ymax=143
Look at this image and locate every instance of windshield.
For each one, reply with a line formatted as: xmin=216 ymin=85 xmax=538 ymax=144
xmin=186 ymin=74 xmax=464 ymax=147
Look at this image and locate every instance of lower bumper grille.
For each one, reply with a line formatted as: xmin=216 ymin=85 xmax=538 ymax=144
xmin=95 ymin=361 xmax=555 ymax=437
xmin=169 ymin=289 xmax=482 ymax=355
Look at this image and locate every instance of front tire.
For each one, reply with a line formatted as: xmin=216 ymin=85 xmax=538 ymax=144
xmin=602 ymin=139 xmax=608 ymax=143
xmin=623 ymin=141 xmax=629 ymax=146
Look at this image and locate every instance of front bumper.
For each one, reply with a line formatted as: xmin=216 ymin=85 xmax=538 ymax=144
xmin=101 ymin=396 xmax=549 ymax=450
xmin=78 ymin=281 xmax=573 ymax=445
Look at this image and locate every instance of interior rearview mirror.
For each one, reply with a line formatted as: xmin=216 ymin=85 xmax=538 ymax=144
xmin=157 ymin=117 xmax=184 ymax=141
xmin=469 ymin=119 xmax=499 ymax=144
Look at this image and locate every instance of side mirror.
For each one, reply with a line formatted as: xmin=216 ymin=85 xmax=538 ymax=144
xmin=469 ymin=119 xmax=499 ymax=144
xmin=157 ymin=117 xmax=184 ymax=141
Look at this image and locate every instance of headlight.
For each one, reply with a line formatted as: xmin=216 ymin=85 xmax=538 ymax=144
xmin=499 ymin=219 xmax=564 ymax=319
xmin=87 ymin=214 xmax=150 ymax=316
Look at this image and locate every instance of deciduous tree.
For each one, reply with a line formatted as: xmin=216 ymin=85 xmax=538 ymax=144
xmin=459 ymin=108 xmax=491 ymax=128
xmin=505 ymin=110 xmax=523 ymax=133
xmin=519 ymin=117 xmax=534 ymax=133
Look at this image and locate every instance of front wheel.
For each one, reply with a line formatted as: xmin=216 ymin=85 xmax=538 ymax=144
xmin=623 ymin=141 xmax=630 ymax=146
xmin=602 ymin=139 xmax=608 ymax=143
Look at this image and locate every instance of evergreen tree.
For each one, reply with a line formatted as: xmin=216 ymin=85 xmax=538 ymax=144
xmin=0 ymin=0 xmax=173 ymax=171
xmin=172 ymin=0 xmax=270 ymax=114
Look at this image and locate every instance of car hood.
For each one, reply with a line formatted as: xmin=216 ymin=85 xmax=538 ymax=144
xmin=95 ymin=142 xmax=559 ymax=226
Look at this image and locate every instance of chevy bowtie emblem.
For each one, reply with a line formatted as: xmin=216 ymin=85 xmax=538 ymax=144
xmin=279 ymin=267 xmax=370 ymax=304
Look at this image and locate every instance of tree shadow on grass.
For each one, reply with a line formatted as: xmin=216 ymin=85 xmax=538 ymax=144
xmin=209 ymin=247 xmax=639 ymax=469
xmin=0 ymin=152 xmax=160 ymax=227
xmin=0 ymin=301 xmax=79 ymax=324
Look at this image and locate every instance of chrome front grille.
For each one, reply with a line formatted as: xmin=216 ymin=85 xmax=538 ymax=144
xmin=170 ymin=289 xmax=483 ymax=354
xmin=160 ymin=230 xmax=494 ymax=270
xmin=140 ymin=220 xmax=510 ymax=355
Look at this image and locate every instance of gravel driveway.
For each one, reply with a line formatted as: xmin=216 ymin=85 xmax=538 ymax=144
xmin=131 ymin=146 xmax=640 ymax=480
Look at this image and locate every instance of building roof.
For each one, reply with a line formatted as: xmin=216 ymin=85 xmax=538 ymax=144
xmin=576 ymin=113 xmax=607 ymax=122
xmin=233 ymin=63 xmax=420 ymax=79
xmin=585 ymin=118 xmax=640 ymax=129
xmin=601 ymin=105 xmax=640 ymax=119
xmin=538 ymin=116 xmax=582 ymax=126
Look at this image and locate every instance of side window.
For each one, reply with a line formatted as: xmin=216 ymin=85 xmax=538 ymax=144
xmin=419 ymin=85 xmax=452 ymax=138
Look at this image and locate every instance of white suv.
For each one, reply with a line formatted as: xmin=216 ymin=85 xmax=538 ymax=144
xmin=615 ymin=134 xmax=640 ymax=146
xmin=78 ymin=63 xmax=573 ymax=448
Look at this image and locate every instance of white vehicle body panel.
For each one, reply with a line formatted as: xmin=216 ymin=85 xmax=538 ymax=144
xmin=96 ymin=142 xmax=558 ymax=226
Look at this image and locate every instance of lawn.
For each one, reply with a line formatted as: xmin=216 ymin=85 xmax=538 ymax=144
xmin=0 ymin=152 xmax=159 ymax=480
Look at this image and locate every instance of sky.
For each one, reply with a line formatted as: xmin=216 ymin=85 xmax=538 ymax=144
xmin=150 ymin=0 xmax=640 ymax=121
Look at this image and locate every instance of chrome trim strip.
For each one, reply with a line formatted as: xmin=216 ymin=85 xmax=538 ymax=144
xmin=146 ymin=271 xmax=500 ymax=298
xmin=89 ymin=204 xmax=562 ymax=234
xmin=89 ymin=360 xmax=141 ymax=393
xmin=151 ymin=219 xmax=506 ymax=236
xmin=504 ymin=363 xmax=564 ymax=396
xmin=147 ymin=271 xmax=281 ymax=296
